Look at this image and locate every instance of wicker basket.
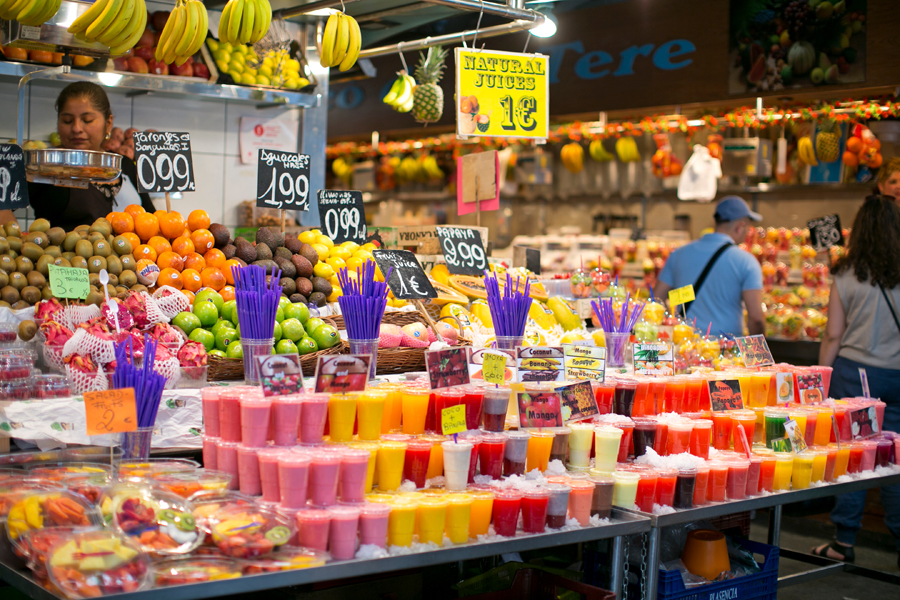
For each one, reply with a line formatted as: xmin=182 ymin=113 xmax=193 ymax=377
xmin=372 ymin=314 xmax=471 ymax=375
xmin=328 ymin=310 xmax=425 ymax=330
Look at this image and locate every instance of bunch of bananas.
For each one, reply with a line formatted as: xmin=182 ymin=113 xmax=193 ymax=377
xmin=0 ymin=0 xmax=60 ymax=27
xmin=332 ymin=157 xmax=352 ymax=184
xmin=797 ymin=136 xmax=819 ymax=166
xmin=66 ymin=0 xmax=147 ymax=54
xmin=589 ymin=139 xmax=615 ymax=162
xmin=560 ymin=143 xmax=584 ymax=174
xmin=382 ymin=72 xmax=416 ymax=113
xmin=156 ymin=0 xmax=209 ymax=65
xmin=420 ymin=155 xmax=443 ymax=180
xmin=218 ymin=0 xmax=272 ymax=46
xmin=615 ymin=136 xmax=641 ymax=162
xmin=319 ymin=11 xmax=361 ymax=72
xmin=396 ymin=156 xmax=423 ymax=183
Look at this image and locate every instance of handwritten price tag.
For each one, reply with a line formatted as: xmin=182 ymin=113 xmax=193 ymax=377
xmin=668 ymin=284 xmax=695 ymax=307
xmin=83 ymin=388 xmax=137 ymax=436
xmin=48 ymin=264 xmax=90 ymax=299
xmin=481 ymin=352 xmax=507 ymax=385
xmin=441 ymin=405 xmax=467 ymax=435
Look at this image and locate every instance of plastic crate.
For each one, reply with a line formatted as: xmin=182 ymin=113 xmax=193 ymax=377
xmin=459 ymin=568 xmax=616 ymax=600
xmin=658 ymin=538 xmax=779 ymax=600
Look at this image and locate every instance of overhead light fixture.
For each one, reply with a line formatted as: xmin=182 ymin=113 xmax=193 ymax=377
xmin=530 ymin=7 xmax=557 ymax=38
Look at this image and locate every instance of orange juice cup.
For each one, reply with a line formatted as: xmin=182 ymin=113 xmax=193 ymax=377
xmin=526 ymin=431 xmax=555 ymax=473
xmin=466 ymin=487 xmax=494 ymax=538
xmin=401 ymin=389 xmax=430 ymax=435
xmin=712 ymin=412 xmax=733 ymax=450
xmin=730 ymin=410 xmax=757 ymax=455
xmin=814 ymin=408 xmax=834 ymax=446
xmin=831 ymin=443 xmax=850 ymax=479
xmin=357 ymin=391 xmax=386 ymax=441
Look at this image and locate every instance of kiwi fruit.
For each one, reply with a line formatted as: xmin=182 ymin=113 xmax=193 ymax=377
xmin=0 ymin=256 xmax=15 ymax=274
xmin=18 ymin=320 xmax=36 ymax=341
xmin=115 ymin=286 xmax=128 ymax=297
xmin=24 ymin=232 xmax=48 ymax=248
xmin=119 ymin=270 xmax=137 ymax=287
xmin=256 ymin=227 xmax=283 ymax=252
xmin=11 ymin=300 xmax=29 ymax=310
xmin=26 ymin=271 xmax=46 ymax=289
xmin=7 ymin=236 xmax=22 ymax=253
xmin=130 ymin=284 xmax=148 ymax=294
xmin=36 ymin=255 xmax=53 ymax=277
xmin=291 ymin=254 xmax=313 ymax=279
xmin=70 ymin=256 xmax=88 ymax=270
xmin=41 ymin=286 xmax=53 ymax=300
xmin=222 ymin=244 xmax=237 ymax=259
xmin=46 ymin=227 xmax=66 ymax=246
xmin=44 ymin=245 xmax=61 ymax=258
xmin=6 ymin=249 xmax=15 ymax=260
xmin=280 ymin=277 xmax=297 ymax=296
xmin=75 ymin=239 xmax=93 ymax=259
xmin=93 ymin=239 xmax=112 ymax=257
xmin=89 ymin=219 xmax=111 ymax=237
xmin=0 ymin=286 xmax=17 ymax=304
xmin=274 ymin=256 xmax=296 ymax=279
xmin=87 ymin=232 xmax=105 ymax=244
xmin=15 ymin=256 xmax=33 ymax=275
xmin=311 ymin=276 xmax=333 ymax=297
xmin=295 ymin=277 xmax=313 ymax=298
xmin=4 ymin=222 xmax=20 ymax=237
xmin=209 ymin=223 xmax=231 ymax=248
xmin=20 ymin=286 xmax=40 ymax=305
xmin=106 ymin=255 xmax=123 ymax=275
xmin=112 ymin=235 xmax=133 ymax=256
xmin=62 ymin=251 xmax=76 ymax=261
xmin=251 ymin=259 xmax=278 ymax=274
xmin=255 ymin=243 xmax=273 ymax=261
xmin=119 ymin=254 xmax=136 ymax=271
xmin=85 ymin=290 xmax=104 ymax=307
xmin=52 ymin=257 xmax=72 ymax=268
xmin=0 ymin=238 xmax=8 ymax=254
xmin=74 ymin=224 xmax=89 ymax=234
xmin=284 ymin=237 xmax=303 ymax=254
xmin=63 ymin=232 xmax=81 ymax=252
xmin=289 ymin=293 xmax=308 ymax=304
xmin=235 ymin=241 xmax=257 ymax=264
xmin=106 ymin=234 xmax=115 ymax=246
xmin=8 ymin=272 xmax=25 ymax=291
xmin=88 ymin=273 xmax=100 ymax=288
xmin=28 ymin=218 xmax=50 ymax=233
xmin=106 ymin=273 xmax=118 ymax=287
xmin=308 ymin=292 xmax=326 ymax=307
xmin=21 ymin=242 xmax=43 ymax=262
xmin=0 ymin=272 xmax=7 ymax=289
xmin=299 ymin=243 xmax=319 ymax=266
xmin=87 ymin=256 xmax=107 ymax=274
xmin=274 ymin=247 xmax=293 ymax=262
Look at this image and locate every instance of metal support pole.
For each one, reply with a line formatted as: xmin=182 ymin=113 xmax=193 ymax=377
xmin=610 ymin=536 xmax=625 ymax=599
xmin=17 ymin=65 xmax=70 ymax=145
xmin=645 ymin=526 xmax=661 ymax=600
xmin=358 ymin=20 xmax=542 ymax=59
xmin=767 ymin=504 xmax=782 ymax=547
xmin=299 ymin=23 xmax=329 ymax=227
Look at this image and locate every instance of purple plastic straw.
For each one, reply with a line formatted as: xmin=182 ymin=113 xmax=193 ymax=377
xmin=232 ymin=264 xmax=282 ymax=339
xmin=484 ymin=271 xmax=532 ymax=337
xmin=112 ymin=335 xmax=167 ymax=428
xmin=337 ymin=263 xmax=391 ymax=339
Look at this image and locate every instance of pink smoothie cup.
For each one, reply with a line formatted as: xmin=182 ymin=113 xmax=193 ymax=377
xmin=257 ymin=448 xmax=288 ymax=503
xmin=240 ymin=397 xmax=272 ymax=448
xmin=201 ymin=388 xmax=220 ymax=437
xmin=202 ymin=435 xmax=218 ymax=470
xmin=327 ymin=506 xmax=360 ymax=560
xmin=215 ymin=439 xmax=240 ymax=490
xmin=278 ymin=453 xmax=312 ymax=508
xmin=296 ymin=509 xmax=331 ymax=551
xmin=308 ymin=452 xmax=342 ymax=507
xmin=339 ymin=449 xmax=370 ymax=503
xmin=300 ymin=394 xmax=329 ymax=444
xmin=272 ymin=395 xmax=303 ymax=446
xmin=358 ymin=503 xmax=391 ymax=548
xmin=218 ymin=390 xmax=242 ymax=442
xmin=236 ymin=445 xmax=261 ymax=496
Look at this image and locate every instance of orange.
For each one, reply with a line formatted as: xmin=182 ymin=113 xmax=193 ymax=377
xmin=172 ymin=235 xmax=195 ymax=257
xmin=154 ymin=210 xmax=167 ymax=219
xmin=181 ymin=227 xmax=192 ymax=238
xmin=181 ymin=269 xmax=202 ymax=292
xmin=110 ymin=212 xmax=135 ymax=234
xmin=157 ymin=251 xmax=184 ymax=272
xmin=106 ymin=211 xmax=116 ymax=221
xmin=159 ymin=211 xmax=186 ymax=240
xmin=158 ymin=268 xmax=183 ymax=290
xmin=190 ymin=229 xmax=214 ymax=253
xmin=201 ymin=267 xmax=226 ymax=291
xmin=204 ymin=248 xmax=226 ymax=270
xmin=120 ymin=232 xmax=141 ymax=249
xmin=148 ymin=236 xmax=172 ymax=256
xmin=134 ymin=213 xmax=160 ymax=242
xmin=223 ymin=259 xmax=243 ymax=285
xmin=220 ymin=285 xmax=235 ymax=302
xmin=187 ymin=210 xmax=211 ymax=231
xmin=134 ymin=244 xmax=158 ymax=262
xmin=183 ymin=252 xmax=206 ymax=272
xmin=124 ymin=204 xmax=145 ymax=218
xmin=181 ymin=290 xmax=195 ymax=304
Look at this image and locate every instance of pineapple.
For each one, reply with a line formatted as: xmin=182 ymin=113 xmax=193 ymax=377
xmin=816 ymin=120 xmax=840 ymax=163
xmin=412 ymin=46 xmax=448 ymax=124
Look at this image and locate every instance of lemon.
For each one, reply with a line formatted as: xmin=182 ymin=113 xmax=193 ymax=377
xmin=219 ymin=42 xmax=232 ymax=52
xmin=243 ymin=67 xmax=258 ymax=77
xmin=592 ymin=330 xmax=606 ymax=347
xmin=329 ymin=247 xmax=351 ymax=260
xmin=212 ymin=49 xmax=230 ymax=63
xmin=227 ymin=70 xmax=243 ymax=82
xmin=215 ymin=60 xmax=230 ymax=74
xmin=345 ymin=256 xmax=364 ymax=270
xmin=353 ymin=250 xmax=373 ymax=261
xmin=313 ymin=262 xmax=335 ymax=279
xmin=262 ymin=57 xmax=275 ymax=68
xmin=361 ymin=243 xmax=377 ymax=253
xmin=256 ymin=75 xmax=271 ymax=86
xmin=298 ymin=230 xmax=318 ymax=245
xmin=258 ymin=65 xmax=273 ymax=78
xmin=316 ymin=235 xmax=334 ymax=248
xmin=231 ymin=52 xmax=246 ymax=64
xmin=240 ymin=73 xmax=257 ymax=85
xmin=207 ymin=39 xmax=220 ymax=52
xmin=284 ymin=78 xmax=301 ymax=90
xmin=236 ymin=44 xmax=249 ymax=56
xmin=311 ymin=243 xmax=329 ymax=261
xmin=285 ymin=58 xmax=301 ymax=72
xmin=228 ymin=60 xmax=244 ymax=74
xmin=326 ymin=256 xmax=346 ymax=270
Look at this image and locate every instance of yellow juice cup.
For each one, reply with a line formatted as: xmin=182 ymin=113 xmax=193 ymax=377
xmin=612 ymin=471 xmax=640 ymax=507
xmin=445 ymin=494 xmax=473 ymax=544
xmin=773 ymin=453 xmax=793 ymax=491
xmin=567 ymin=422 xmax=594 ymax=468
xmin=525 ymin=431 xmax=555 ymax=473
xmin=346 ymin=441 xmax=379 ymax=493
xmin=810 ymin=450 xmax=827 ymax=483
xmin=791 ymin=453 xmax=814 ymax=490
xmin=401 ymin=389 xmax=430 ymax=435
xmin=376 ymin=440 xmax=407 ymax=491
xmin=366 ymin=493 xmax=393 ymax=503
xmin=328 ymin=393 xmax=358 ymax=442
xmin=379 ymin=385 xmax=403 ymax=433
xmin=788 ymin=409 xmax=808 ymax=438
xmin=831 ymin=443 xmax=850 ymax=478
xmin=357 ymin=391 xmax=386 ymax=441
xmin=737 ymin=375 xmax=753 ymax=406
xmin=387 ymin=497 xmax=418 ymax=547
xmin=814 ymin=408 xmax=834 ymax=446
xmin=748 ymin=373 xmax=771 ymax=408
xmin=594 ymin=426 xmax=623 ymax=474
xmin=423 ymin=433 xmax=447 ymax=480
xmin=467 ymin=489 xmax=494 ymax=538
xmin=416 ymin=496 xmax=448 ymax=545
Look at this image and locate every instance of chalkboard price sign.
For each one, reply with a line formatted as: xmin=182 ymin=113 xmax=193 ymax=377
xmin=372 ymin=249 xmax=437 ymax=300
xmin=256 ymin=148 xmax=310 ymax=211
xmin=133 ymin=131 xmax=195 ymax=194
xmin=0 ymin=144 xmax=29 ymax=210
xmin=317 ymin=190 xmax=366 ymax=244
xmin=808 ymin=214 xmax=844 ymax=251
xmin=436 ymin=226 xmax=487 ymax=276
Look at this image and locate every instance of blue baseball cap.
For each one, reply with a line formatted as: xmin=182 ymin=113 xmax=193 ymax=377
xmin=715 ymin=195 xmax=762 ymax=222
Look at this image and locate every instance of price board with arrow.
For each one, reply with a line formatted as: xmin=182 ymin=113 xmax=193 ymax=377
xmin=372 ymin=249 xmax=437 ymax=300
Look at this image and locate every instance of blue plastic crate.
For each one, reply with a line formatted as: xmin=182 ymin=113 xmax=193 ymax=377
xmin=658 ymin=538 xmax=779 ymax=600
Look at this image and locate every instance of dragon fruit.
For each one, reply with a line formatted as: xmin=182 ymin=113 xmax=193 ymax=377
xmin=78 ymin=317 xmax=113 ymax=341
xmin=153 ymin=343 xmax=173 ymax=363
xmin=147 ymin=323 xmax=184 ymax=346
xmin=101 ymin=298 xmax=134 ymax=331
xmin=177 ymin=341 xmax=208 ymax=367
xmin=35 ymin=298 xmax=64 ymax=322
xmin=123 ymin=291 xmax=153 ymax=329
xmin=112 ymin=330 xmax=145 ymax=361
xmin=65 ymin=353 xmax=97 ymax=373
xmin=40 ymin=321 xmax=74 ymax=346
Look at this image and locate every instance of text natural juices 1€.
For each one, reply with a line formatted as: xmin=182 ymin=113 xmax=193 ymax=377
xmin=445 ymin=494 xmax=473 ymax=544
xmin=376 ymin=439 xmax=407 ymax=491
xmin=299 ymin=394 xmax=329 ymax=444
xmin=356 ymin=391 xmax=386 ymax=441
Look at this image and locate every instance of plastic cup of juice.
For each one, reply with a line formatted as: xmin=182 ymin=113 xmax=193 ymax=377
xmin=327 ymin=506 xmax=360 ymax=560
xmin=874 ymin=438 xmax=892 ymax=468
xmin=482 ymin=387 xmax=511 ymax=432
xmin=256 ymin=448 xmax=286 ymax=502
xmin=654 ymin=421 xmax=669 ymax=455
xmin=632 ymin=417 xmax=657 ymax=458
xmin=381 ymin=385 xmax=404 ymax=433
xmin=646 ymin=380 xmax=666 ymax=415
xmin=791 ymin=453 xmax=814 ymax=490
xmin=689 ymin=419 xmax=712 ymax=459
xmin=416 ymin=496 xmax=448 ymax=546
xmin=730 ymin=410 xmax=757 ymax=455
xmin=847 ymin=441 xmax=865 ymax=474
xmin=401 ymin=389 xmax=430 ymax=435
xmin=520 ymin=488 xmax=550 ymax=534
xmin=403 ymin=440 xmax=433 ymax=489
xmin=467 ymin=488 xmax=495 ymax=538
xmin=772 ymin=453 xmax=794 ymax=491
xmin=240 ymin=397 xmax=272 ymax=448
xmin=491 ymin=489 xmax=523 ymax=537
xmin=544 ymin=484 xmax=571 ymax=528
xmin=693 ymin=464 xmax=709 ymax=506
xmin=666 ymin=420 xmax=694 ymax=456
xmin=682 ymin=376 xmax=704 ymax=413
xmin=611 ymin=471 xmax=640 ymax=508
xmin=461 ymin=386 xmax=485 ymax=431
xmin=433 ymin=388 xmax=463 ymax=419
xmin=590 ymin=475 xmax=615 ymax=518
xmin=592 ymin=381 xmax=616 ymax=414
xmin=296 ymin=509 xmax=331 ymax=552
xmin=567 ymin=423 xmax=594 ymax=468
xmin=673 ymin=468 xmax=696 ymax=509
xmin=549 ymin=427 xmax=571 ymax=464
xmin=725 ymin=458 xmax=749 ymax=500
xmin=339 ymin=449 xmax=370 ymax=503
xmin=594 ymin=426 xmax=623 ymax=473
xmin=746 ymin=455 xmax=762 ymax=496
xmin=655 ymin=468 xmax=678 ymax=506
xmin=860 ymin=440 xmax=878 ymax=472
xmin=419 ymin=433 xmax=445 ymax=480
xmin=201 ymin=389 xmax=220 ymax=438
xmin=216 ymin=440 xmax=240 ymax=490
xmin=478 ymin=433 xmax=507 ymax=480
xmin=706 ymin=462 xmax=728 ymax=502
xmin=632 ymin=379 xmax=651 ymax=417
xmin=386 ymin=497 xmax=418 ymax=547
xmin=635 ymin=471 xmax=658 ymax=512
xmin=613 ymin=379 xmax=638 ymax=417
xmin=327 ymin=394 xmax=357 ymax=443
xmin=831 ymin=443 xmax=850 ymax=478
xmin=236 ymin=445 xmax=261 ymax=496
xmin=307 ymin=452 xmax=342 ymax=507
xmin=218 ymin=389 xmax=243 ymax=442
xmin=525 ymin=431 xmax=554 ymax=473
xmin=356 ymin=391 xmax=386 ymax=441
xmin=814 ymin=407 xmax=834 ymax=446
xmin=809 ymin=449 xmax=827 ymax=483
xmin=613 ymin=421 xmax=635 ymax=463
xmin=567 ymin=480 xmax=595 ymax=525
xmin=445 ymin=494 xmax=473 ymax=544
xmin=664 ymin=378 xmax=686 ymax=413
xmin=764 ymin=408 xmax=789 ymax=449
xmin=299 ymin=394 xmax=329 ymax=445
xmin=503 ymin=431 xmax=530 ymax=477
xmin=358 ymin=503 xmax=391 ymax=548
xmin=442 ymin=441 xmax=473 ymax=492
xmin=269 ymin=395 xmax=302 ymax=447
xmin=202 ymin=435 xmax=218 ymax=470
xmin=749 ymin=373 xmax=772 ymax=408
xmin=376 ymin=440 xmax=408 ymax=491
xmin=753 ymin=407 xmax=766 ymax=444
xmin=345 ymin=441 xmax=378 ymax=494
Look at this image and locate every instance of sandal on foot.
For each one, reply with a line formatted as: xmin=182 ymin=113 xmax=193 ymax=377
xmin=812 ymin=540 xmax=855 ymax=563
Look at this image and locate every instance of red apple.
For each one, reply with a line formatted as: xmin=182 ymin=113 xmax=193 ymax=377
xmin=151 ymin=11 xmax=169 ymax=31
xmin=127 ymin=57 xmax=149 ymax=74
xmin=136 ymin=28 xmax=154 ymax=48
xmin=147 ymin=58 xmax=168 ymax=75
xmin=192 ymin=63 xmax=209 ymax=79
xmin=170 ymin=62 xmax=192 ymax=77
xmin=113 ymin=56 xmax=130 ymax=72
xmin=134 ymin=46 xmax=154 ymax=62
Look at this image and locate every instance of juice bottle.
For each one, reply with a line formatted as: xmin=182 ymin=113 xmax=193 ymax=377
xmin=201 ymin=388 xmax=221 ymax=437
xmin=689 ymin=419 xmax=711 ymax=459
xmin=445 ymin=494 xmax=473 ymax=544
xmin=327 ymin=394 xmax=358 ymax=443
xmin=416 ymin=497 xmax=448 ymax=545
xmin=308 ymin=451 xmax=342 ymax=507
xmin=278 ymin=453 xmax=312 ymax=508
xmin=202 ymin=435 xmax=218 ymax=470
xmin=875 ymin=438 xmax=893 ymax=468
xmin=860 ymin=440 xmax=878 ymax=472
xmin=748 ymin=373 xmax=771 ymax=408
xmin=271 ymin=395 xmax=302 ymax=446
xmin=218 ymin=389 xmax=243 ymax=442
xmin=737 ymin=374 xmax=754 ymax=407
xmin=772 ymin=453 xmax=793 ymax=491
xmin=792 ymin=453 xmax=814 ymax=490
xmin=433 ymin=388 xmax=464 ymax=422
xmin=526 ymin=431 xmax=554 ymax=473
xmin=467 ymin=488 xmax=494 ymax=538
xmin=753 ymin=407 xmax=766 ymax=444
xmin=425 ymin=390 xmax=437 ymax=433
xmin=666 ymin=420 xmax=693 ymax=455
xmin=356 ymin=391 xmax=386 ymax=441
xmin=215 ymin=440 xmax=240 ymax=490
xmin=611 ymin=471 xmax=640 ymax=508
xmin=401 ymin=388 xmax=430 ymax=435
xmin=358 ymin=503 xmax=391 ymax=548
xmin=491 ymin=490 xmax=523 ymax=537
xmin=382 ymin=384 xmax=404 ymax=433
xmin=655 ymin=468 xmax=677 ymax=506
xmin=520 ymin=489 xmax=549 ymax=533
xmin=590 ymin=476 xmax=615 ymax=519
xmin=240 ymin=397 xmax=272 ymax=448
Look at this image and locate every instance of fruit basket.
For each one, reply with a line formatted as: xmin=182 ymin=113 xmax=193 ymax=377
xmin=205 ymin=38 xmax=311 ymax=91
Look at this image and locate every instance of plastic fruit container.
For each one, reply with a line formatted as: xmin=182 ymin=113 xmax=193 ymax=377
xmin=6 ymin=491 xmax=102 ymax=554
xmin=64 ymin=473 xmax=112 ymax=506
xmin=116 ymin=458 xmax=200 ymax=480
xmin=19 ymin=526 xmax=103 ymax=580
xmin=0 ymin=323 xmax=18 ymax=343
xmin=0 ymin=378 xmax=31 ymax=400
xmin=153 ymin=469 xmax=233 ymax=499
xmin=209 ymin=505 xmax=294 ymax=559
xmin=153 ymin=556 xmax=243 ymax=586
xmin=32 ymin=375 xmax=71 ymax=399
xmin=0 ymin=352 xmax=33 ymax=380
xmin=239 ymin=547 xmax=330 ymax=574
xmin=26 ymin=462 xmax=113 ymax=481
xmin=47 ymin=530 xmax=151 ymax=598
xmin=189 ymin=491 xmax=258 ymax=543
xmin=0 ymin=467 xmax=27 ymax=486
xmin=108 ymin=487 xmax=203 ymax=556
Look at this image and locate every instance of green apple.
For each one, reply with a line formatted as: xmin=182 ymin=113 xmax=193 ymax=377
xmin=221 ymin=299 xmax=237 ymax=323
xmin=275 ymin=339 xmax=298 ymax=355
xmin=195 ymin=289 xmax=224 ymax=313
xmin=297 ymin=336 xmax=318 ymax=355
xmin=304 ymin=317 xmax=325 ymax=336
xmin=210 ymin=319 xmax=232 ymax=336
xmin=209 ymin=349 xmax=226 ymax=358
xmin=275 ymin=307 xmax=285 ymax=323
xmin=278 ymin=296 xmax=291 ymax=312
xmin=192 ymin=302 xmax=218 ymax=328
xmin=189 ymin=328 xmax=216 ymax=352
xmin=273 ymin=321 xmax=282 ymax=342
xmin=281 ymin=318 xmax=305 ymax=342
xmin=172 ymin=311 xmax=201 ymax=336
xmin=284 ymin=302 xmax=309 ymax=324
xmin=215 ymin=327 xmax=238 ymax=352
xmin=311 ymin=324 xmax=339 ymax=349
xmin=225 ymin=340 xmax=243 ymax=359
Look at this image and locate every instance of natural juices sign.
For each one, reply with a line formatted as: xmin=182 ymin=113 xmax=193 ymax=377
xmin=455 ymin=48 xmax=548 ymax=140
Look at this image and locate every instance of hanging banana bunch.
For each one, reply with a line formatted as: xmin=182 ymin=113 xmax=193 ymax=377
xmin=382 ymin=72 xmax=416 ymax=113
xmin=0 ymin=0 xmax=61 ymax=27
xmin=66 ymin=0 xmax=148 ymax=54
xmin=217 ymin=0 xmax=272 ymax=46
xmin=318 ymin=11 xmax=361 ymax=72
xmin=156 ymin=0 xmax=209 ymax=65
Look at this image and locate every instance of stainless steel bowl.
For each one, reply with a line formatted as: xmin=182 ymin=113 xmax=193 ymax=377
xmin=25 ymin=148 xmax=121 ymax=182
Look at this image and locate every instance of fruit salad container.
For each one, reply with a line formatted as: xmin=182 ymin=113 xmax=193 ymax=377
xmin=63 ymin=473 xmax=113 ymax=505
xmin=153 ymin=556 xmax=243 ymax=587
xmin=18 ymin=526 xmax=103 ymax=580
xmin=26 ymin=462 xmax=113 ymax=482
xmin=152 ymin=469 xmax=233 ymax=499
xmin=0 ymin=323 xmax=18 ymax=344
xmin=116 ymin=458 xmax=200 ymax=480
xmin=177 ymin=365 xmax=209 ymax=389
xmin=108 ymin=487 xmax=203 ymax=556
xmin=47 ymin=530 xmax=151 ymax=599
xmin=189 ymin=491 xmax=258 ymax=542
xmin=0 ymin=468 xmax=27 ymax=485
xmin=32 ymin=374 xmax=72 ymax=399
xmin=0 ymin=351 xmax=34 ymax=380
xmin=208 ymin=505 xmax=294 ymax=559
xmin=0 ymin=378 xmax=32 ymax=400
xmin=6 ymin=491 xmax=102 ymax=554
xmin=0 ymin=483 xmax=62 ymax=568
xmin=239 ymin=547 xmax=330 ymax=574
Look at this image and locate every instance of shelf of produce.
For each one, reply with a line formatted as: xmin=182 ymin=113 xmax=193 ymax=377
xmin=0 ymin=509 xmax=650 ymax=600
xmin=0 ymin=61 xmax=320 ymax=107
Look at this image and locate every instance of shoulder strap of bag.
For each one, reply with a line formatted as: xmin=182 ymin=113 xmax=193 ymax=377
xmin=880 ymin=285 xmax=900 ymax=334
xmin=683 ymin=242 xmax=734 ymax=315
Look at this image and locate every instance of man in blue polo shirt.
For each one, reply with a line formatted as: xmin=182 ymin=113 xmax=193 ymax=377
xmin=655 ymin=196 xmax=765 ymax=337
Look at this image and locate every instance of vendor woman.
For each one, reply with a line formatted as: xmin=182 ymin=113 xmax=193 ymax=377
xmin=0 ymin=82 xmax=155 ymax=229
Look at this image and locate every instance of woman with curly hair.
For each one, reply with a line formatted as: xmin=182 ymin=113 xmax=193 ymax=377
xmin=813 ymin=194 xmax=900 ymax=566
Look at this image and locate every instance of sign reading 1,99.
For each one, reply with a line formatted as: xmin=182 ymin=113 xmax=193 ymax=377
xmin=317 ymin=190 xmax=366 ymax=244
xmin=455 ymin=48 xmax=548 ymax=141
xmin=256 ymin=149 xmax=310 ymax=211
xmin=133 ymin=131 xmax=195 ymax=193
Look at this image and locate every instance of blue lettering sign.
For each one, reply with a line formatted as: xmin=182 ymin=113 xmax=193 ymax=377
xmin=574 ymin=51 xmax=614 ymax=79
xmin=653 ymin=39 xmax=696 ymax=70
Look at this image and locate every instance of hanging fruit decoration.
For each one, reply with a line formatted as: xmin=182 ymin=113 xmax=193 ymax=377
xmin=317 ymin=10 xmax=361 ymax=72
xmin=845 ymin=123 xmax=882 ymax=169
xmin=560 ymin=143 xmax=584 ymax=173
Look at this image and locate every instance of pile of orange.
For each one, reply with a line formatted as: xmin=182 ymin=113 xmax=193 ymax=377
xmin=107 ymin=205 xmax=238 ymax=303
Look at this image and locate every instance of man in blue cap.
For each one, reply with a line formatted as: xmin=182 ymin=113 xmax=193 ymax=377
xmin=655 ymin=196 xmax=765 ymax=336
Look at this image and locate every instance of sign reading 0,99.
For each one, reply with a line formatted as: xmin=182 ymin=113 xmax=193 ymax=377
xmin=455 ymin=48 xmax=548 ymax=141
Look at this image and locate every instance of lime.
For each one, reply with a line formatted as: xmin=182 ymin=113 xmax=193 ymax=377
xmin=195 ymin=289 xmax=224 ymax=313
xmin=189 ymin=328 xmax=216 ymax=352
xmin=275 ymin=339 xmax=298 ymax=355
xmin=240 ymin=73 xmax=256 ymax=86
xmin=284 ymin=302 xmax=309 ymax=324
xmin=224 ymin=340 xmax=243 ymax=359
xmin=281 ymin=318 xmax=305 ymax=342
xmin=273 ymin=321 xmax=282 ymax=342
xmin=215 ymin=327 xmax=238 ymax=352
xmin=297 ymin=336 xmax=318 ymax=355
xmin=172 ymin=311 xmax=201 ymax=336
xmin=311 ymin=324 xmax=339 ymax=349
xmin=192 ymin=301 xmax=218 ymax=327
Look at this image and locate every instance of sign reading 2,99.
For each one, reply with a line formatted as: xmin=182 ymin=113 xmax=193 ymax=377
xmin=455 ymin=48 xmax=548 ymax=141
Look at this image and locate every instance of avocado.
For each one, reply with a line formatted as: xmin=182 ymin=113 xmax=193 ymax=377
xmin=235 ymin=241 xmax=257 ymax=264
xmin=280 ymin=277 xmax=296 ymax=296
xmin=311 ymin=276 xmax=333 ymax=297
xmin=251 ymin=259 xmax=278 ymax=274
xmin=308 ymin=292 xmax=326 ymax=306
xmin=291 ymin=254 xmax=313 ymax=278
xmin=274 ymin=246 xmax=292 ymax=262
xmin=256 ymin=227 xmax=283 ymax=252
xmin=284 ymin=236 xmax=303 ymax=254
xmin=222 ymin=244 xmax=237 ymax=259
xmin=295 ymin=277 xmax=313 ymax=298
xmin=274 ymin=256 xmax=296 ymax=279
xmin=255 ymin=243 xmax=273 ymax=261
xmin=289 ymin=293 xmax=308 ymax=304
xmin=209 ymin=223 xmax=231 ymax=248
xmin=298 ymin=243 xmax=319 ymax=266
